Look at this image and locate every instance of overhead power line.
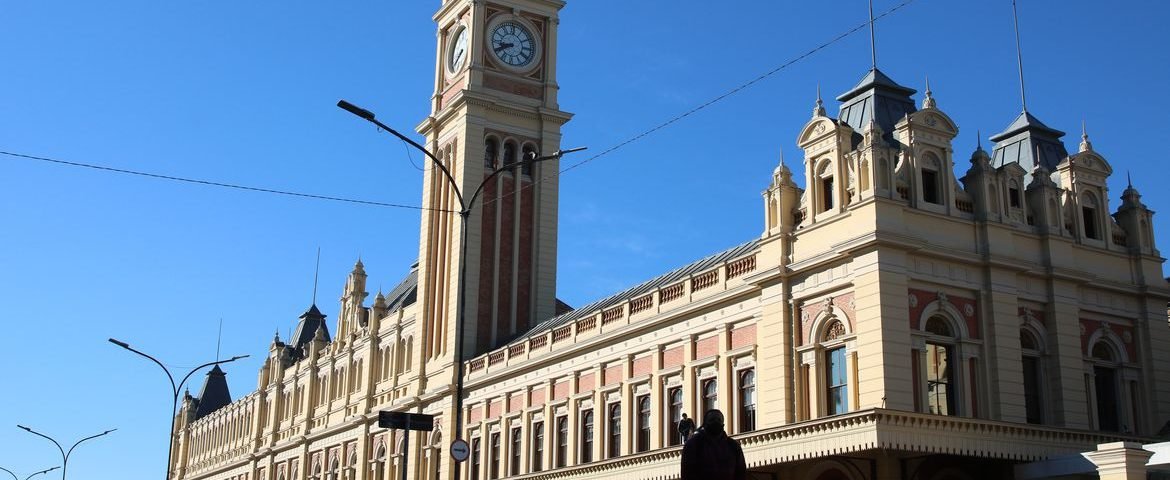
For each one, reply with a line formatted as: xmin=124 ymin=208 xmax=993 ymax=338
xmin=0 ymin=150 xmax=447 ymax=212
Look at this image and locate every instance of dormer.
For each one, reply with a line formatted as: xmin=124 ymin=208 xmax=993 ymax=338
xmin=893 ymin=82 xmax=960 ymax=214
xmin=998 ymin=162 xmax=1029 ymax=225
xmin=1056 ymin=129 xmax=1114 ymax=246
xmin=763 ymin=155 xmax=803 ymax=237
xmin=798 ymin=115 xmax=854 ymax=224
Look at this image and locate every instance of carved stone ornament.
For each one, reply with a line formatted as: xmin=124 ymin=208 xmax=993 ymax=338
xmin=1080 ymin=323 xmax=1087 ymax=336
xmin=936 ymin=291 xmax=948 ymax=308
xmin=964 ymin=304 xmax=975 ymax=317
xmin=908 ymin=294 xmax=919 ymax=308
xmin=825 ymin=320 xmax=846 ymax=341
xmin=1123 ymin=331 xmax=1133 ymax=344
xmin=815 ymin=123 xmax=827 ymax=134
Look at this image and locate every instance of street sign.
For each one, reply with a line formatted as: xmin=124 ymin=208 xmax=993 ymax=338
xmin=378 ymin=411 xmax=435 ymax=432
xmin=450 ymin=439 xmax=470 ymax=462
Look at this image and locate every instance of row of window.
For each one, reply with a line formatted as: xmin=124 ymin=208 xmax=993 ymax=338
xmin=467 ymin=369 xmax=756 ymax=479
xmin=483 ymin=138 xmax=534 ymax=175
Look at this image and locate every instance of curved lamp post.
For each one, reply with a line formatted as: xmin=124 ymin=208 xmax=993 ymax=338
xmin=107 ymin=338 xmax=248 ymax=480
xmin=16 ymin=426 xmax=112 ymax=480
xmin=338 ymin=99 xmax=585 ymax=480
xmin=0 ymin=466 xmax=60 ymax=480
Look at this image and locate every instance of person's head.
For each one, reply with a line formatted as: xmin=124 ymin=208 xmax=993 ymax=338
xmin=703 ymin=409 xmax=725 ymax=436
xmin=681 ymin=413 xmax=688 ymax=419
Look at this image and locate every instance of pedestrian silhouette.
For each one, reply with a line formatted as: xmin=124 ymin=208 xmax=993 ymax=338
xmin=677 ymin=412 xmax=696 ymax=443
xmin=680 ymin=409 xmax=747 ymax=480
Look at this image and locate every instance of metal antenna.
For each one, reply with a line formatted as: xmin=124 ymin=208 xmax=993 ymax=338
xmin=868 ymin=0 xmax=878 ymax=69
xmin=312 ymin=247 xmax=321 ymax=305
xmin=215 ymin=318 xmax=223 ymax=362
xmin=1011 ymin=0 xmax=1029 ymax=112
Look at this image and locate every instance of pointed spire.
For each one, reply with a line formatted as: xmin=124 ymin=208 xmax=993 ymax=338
xmin=1011 ymin=0 xmax=1029 ymax=113
xmin=354 ymin=256 xmax=365 ymax=272
xmin=1079 ymin=120 xmax=1093 ymax=152
xmin=1128 ymin=170 xmax=1133 ymax=189
xmin=970 ymin=129 xmax=992 ymax=167
xmin=922 ymin=76 xmax=936 ymax=109
xmin=813 ymin=84 xmax=826 ymax=117
xmin=868 ymin=0 xmax=878 ymax=70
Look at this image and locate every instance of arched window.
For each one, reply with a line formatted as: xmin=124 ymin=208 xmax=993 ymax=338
xmin=924 ymin=315 xmax=956 ymax=415
xmin=1091 ymin=340 xmax=1121 ymax=432
xmin=329 ymin=458 xmax=339 ymax=480
xmin=503 ymin=141 xmax=517 ymax=167
xmin=1082 ymin=193 xmax=1101 ymax=240
xmin=1008 ymin=180 xmax=1022 ymax=209
xmin=374 ymin=445 xmax=387 ymax=480
xmin=1021 ymin=328 xmax=1044 ymax=424
xmin=510 ymin=427 xmax=522 ymax=476
xmin=470 ymin=437 xmax=481 ymax=480
xmin=484 ymin=138 xmax=499 ymax=169
xmin=636 ymin=395 xmax=651 ymax=452
xmin=739 ymin=369 xmax=756 ymax=431
xmin=579 ymin=410 xmax=594 ymax=463
xmin=555 ymin=416 xmax=568 ymax=468
xmin=607 ymin=403 xmax=621 ymax=459
xmin=702 ymin=379 xmax=718 ymax=416
xmin=667 ymin=387 xmax=683 ymax=446
xmin=531 ymin=421 xmax=544 ymax=472
xmin=876 ymin=157 xmax=890 ymax=191
xmin=521 ymin=144 xmax=536 ymax=176
xmin=489 ymin=432 xmax=501 ymax=479
xmin=312 ymin=461 xmax=322 ymax=480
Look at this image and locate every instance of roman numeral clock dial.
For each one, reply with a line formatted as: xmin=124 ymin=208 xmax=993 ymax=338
xmin=489 ymin=20 xmax=537 ymax=68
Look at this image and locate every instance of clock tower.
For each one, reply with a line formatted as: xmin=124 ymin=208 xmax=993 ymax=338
xmin=416 ymin=0 xmax=571 ymax=372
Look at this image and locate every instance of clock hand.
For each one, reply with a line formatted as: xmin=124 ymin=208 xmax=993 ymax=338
xmin=493 ymin=42 xmax=514 ymax=53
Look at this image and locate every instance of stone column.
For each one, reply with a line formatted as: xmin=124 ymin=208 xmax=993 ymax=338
xmin=1085 ymin=442 xmax=1153 ymax=480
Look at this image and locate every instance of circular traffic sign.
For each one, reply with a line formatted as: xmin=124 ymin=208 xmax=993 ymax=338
xmin=450 ymin=439 xmax=470 ymax=462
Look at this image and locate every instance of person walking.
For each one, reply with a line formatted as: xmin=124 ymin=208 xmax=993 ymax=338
xmin=677 ymin=412 xmax=696 ymax=443
xmin=680 ymin=410 xmax=747 ymax=480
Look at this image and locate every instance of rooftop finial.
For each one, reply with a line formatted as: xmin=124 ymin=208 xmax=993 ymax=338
xmin=312 ymin=246 xmax=321 ymax=306
xmin=1128 ymin=170 xmax=1133 ymax=189
xmin=216 ymin=318 xmax=223 ymax=362
xmin=1011 ymin=0 xmax=1029 ymax=113
xmin=868 ymin=0 xmax=878 ymax=70
xmin=813 ymin=84 xmax=826 ymax=117
xmin=922 ymin=75 xmax=936 ymax=109
xmin=1079 ymin=120 xmax=1093 ymax=152
xmin=977 ymin=129 xmax=983 ymax=150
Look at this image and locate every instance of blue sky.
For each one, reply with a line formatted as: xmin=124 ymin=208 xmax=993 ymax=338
xmin=2 ymin=1 xmax=1168 ymax=477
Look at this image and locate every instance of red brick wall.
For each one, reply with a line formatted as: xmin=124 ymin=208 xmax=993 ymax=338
xmin=488 ymin=400 xmax=503 ymax=420
xmin=662 ymin=346 xmax=684 ymax=369
xmin=496 ymin=175 xmax=515 ymax=346
xmin=731 ymin=324 xmax=756 ymax=349
xmin=908 ymin=288 xmax=979 ymax=339
xmin=530 ymin=387 xmax=546 ymax=408
xmin=632 ymin=356 xmax=652 ymax=377
xmin=553 ymin=381 xmax=569 ymax=401
xmin=603 ymin=365 xmax=622 ymax=387
xmin=508 ymin=393 xmax=524 ymax=413
xmin=577 ymin=372 xmax=595 ymax=393
xmin=477 ymin=173 xmax=498 ymax=353
xmin=695 ymin=336 xmax=719 ymax=359
xmin=517 ymin=173 xmax=534 ymax=334
xmin=469 ymin=405 xmax=483 ymax=423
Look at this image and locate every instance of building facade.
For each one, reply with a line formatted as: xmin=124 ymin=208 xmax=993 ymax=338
xmin=171 ymin=1 xmax=1170 ymax=479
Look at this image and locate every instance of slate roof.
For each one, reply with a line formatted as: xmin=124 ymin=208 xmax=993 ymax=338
xmin=836 ymin=68 xmax=917 ymax=147
xmin=514 ymin=238 xmax=761 ymax=342
xmin=990 ymin=110 xmax=1069 ymax=176
xmin=193 ymin=365 xmax=232 ymax=419
xmin=383 ymin=264 xmax=419 ymax=314
xmin=289 ymin=304 xmax=329 ymax=354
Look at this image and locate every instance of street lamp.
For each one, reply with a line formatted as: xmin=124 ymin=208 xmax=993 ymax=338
xmin=16 ymin=426 xmax=112 ymax=480
xmin=107 ymin=338 xmax=249 ymax=480
xmin=338 ymin=99 xmax=585 ymax=480
xmin=0 ymin=466 xmax=60 ymax=480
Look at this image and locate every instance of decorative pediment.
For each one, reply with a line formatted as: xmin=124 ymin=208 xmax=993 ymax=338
xmin=1064 ymin=151 xmax=1113 ymax=176
xmin=907 ymin=109 xmax=959 ymax=136
xmin=798 ymin=117 xmax=850 ymax=146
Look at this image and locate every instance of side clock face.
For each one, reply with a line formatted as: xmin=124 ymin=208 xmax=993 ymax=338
xmin=490 ymin=21 xmax=536 ymax=68
xmin=447 ymin=26 xmax=468 ymax=73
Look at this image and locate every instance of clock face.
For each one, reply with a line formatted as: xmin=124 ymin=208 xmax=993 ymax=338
xmin=490 ymin=21 xmax=536 ymax=68
xmin=447 ymin=26 xmax=468 ymax=73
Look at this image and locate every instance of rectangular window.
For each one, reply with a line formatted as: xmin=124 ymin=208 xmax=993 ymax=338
xmin=1009 ymin=187 xmax=1021 ymax=208
xmin=555 ymin=417 xmax=567 ymax=468
xmin=510 ymin=427 xmax=522 ymax=476
xmin=532 ymin=422 xmax=544 ymax=472
xmin=702 ymin=379 xmax=718 ymax=416
xmin=580 ymin=410 xmax=594 ymax=463
xmin=739 ymin=369 xmax=756 ymax=432
xmin=1095 ymin=366 xmax=1120 ymax=432
xmin=926 ymin=343 xmax=955 ymax=415
xmin=826 ymin=348 xmax=849 ymax=415
xmin=667 ymin=387 xmax=683 ymax=446
xmin=1083 ymin=207 xmax=1099 ymax=239
xmin=821 ymin=177 xmax=835 ymax=211
xmin=607 ymin=403 xmax=621 ymax=459
xmin=1023 ymin=356 xmax=1043 ymax=424
xmin=636 ymin=395 xmax=651 ymax=452
xmin=490 ymin=432 xmax=500 ymax=479
xmin=922 ymin=169 xmax=940 ymax=204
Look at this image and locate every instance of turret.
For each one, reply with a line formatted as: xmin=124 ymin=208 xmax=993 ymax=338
xmin=763 ymin=153 xmax=802 ymax=236
xmin=1114 ymin=178 xmax=1157 ymax=256
xmin=337 ymin=259 xmax=369 ymax=340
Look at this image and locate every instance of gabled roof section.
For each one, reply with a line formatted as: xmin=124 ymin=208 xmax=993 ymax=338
xmin=517 ymin=239 xmax=761 ymax=340
xmin=289 ymin=304 xmax=329 ymax=353
xmin=990 ymin=111 xmax=1068 ymax=176
xmin=384 ymin=263 xmax=419 ymax=314
xmin=836 ymin=68 xmax=917 ymax=147
xmin=193 ymin=365 xmax=231 ymax=419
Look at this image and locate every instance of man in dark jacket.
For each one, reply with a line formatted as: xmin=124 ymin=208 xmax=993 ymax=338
xmin=681 ymin=410 xmax=747 ymax=480
xmin=677 ymin=413 xmax=696 ymax=442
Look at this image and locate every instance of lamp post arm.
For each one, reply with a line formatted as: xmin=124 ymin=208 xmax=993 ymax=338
xmin=16 ymin=426 xmax=65 ymax=462
xmin=176 ymin=356 xmax=249 ymax=396
xmin=24 ymin=466 xmax=59 ymax=480
xmin=109 ymin=339 xmax=177 ymax=396
xmin=465 ymin=148 xmax=586 ymax=214
xmin=64 ymin=430 xmax=115 ymax=463
xmin=0 ymin=466 xmax=17 ymax=480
